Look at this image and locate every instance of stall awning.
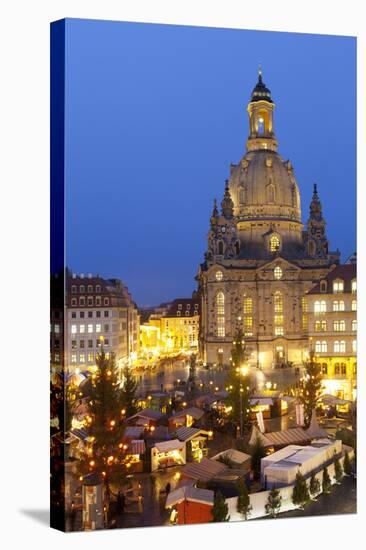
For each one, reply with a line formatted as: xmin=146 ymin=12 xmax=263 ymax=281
xmin=166 ymin=486 xmax=214 ymax=508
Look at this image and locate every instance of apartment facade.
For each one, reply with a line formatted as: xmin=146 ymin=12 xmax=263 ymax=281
xmin=306 ymin=262 xmax=357 ymax=401
xmin=58 ymin=273 xmax=139 ymax=375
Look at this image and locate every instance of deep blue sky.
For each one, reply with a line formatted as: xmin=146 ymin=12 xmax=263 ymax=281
xmin=65 ymin=19 xmax=356 ymax=307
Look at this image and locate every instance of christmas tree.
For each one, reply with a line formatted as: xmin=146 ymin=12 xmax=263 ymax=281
xmin=211 ymin=491 xmax=230 ymax=522
xmin=236 ymin=479 xmax=252 ymax=520
xmin=334 ymin=455 xmax=343 ymax=483
xmin=250 ymin=435 xmax=266 ymax=480
xmin=343 ymin=450 xmax=352 ymax=476
xmin=225 ymin=328 xmax=253 ymax=435
xmin=265 ymin=486 xmax=282 ymax=517
xmin=299 ymin=350 xmax=323 ymax=428
xmin=80 ymin=350 xmax=125 ymax=493
xmin=309 ymin=472 xmax=320 ymax=497
xmin=292 ymin=471 xmax=310 ymax=508
xmin=120 ymin=366 xmax=138 ymax=418
xmin=322 ymin=466 xmax=332 ymax=494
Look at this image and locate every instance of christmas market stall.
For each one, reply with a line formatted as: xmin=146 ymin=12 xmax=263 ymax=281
xmin=151 ymin=439 xmax=186 ymax=472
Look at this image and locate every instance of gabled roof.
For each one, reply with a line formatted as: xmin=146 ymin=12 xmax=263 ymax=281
xmin=128 ymin=408 xmax=164 ymax=421
xmin=249 ymin=425 xmax=310 ymax=448
xmin=166 ymin=486 xmax=214 ymax=508
xmin=170 ymin=407 xmax=204 ymax=421
xmin=308 ymin=263 xmax=356 ymax=294
xmin=211 ymin=448 xmax=251 ymax=466
xmin=176 ymin=426 xmax=209 ymax=442
xmin=154 ymin=439 xmax=185 ymax=453
xmin=181 ymin=458 xmax=227 ymax=482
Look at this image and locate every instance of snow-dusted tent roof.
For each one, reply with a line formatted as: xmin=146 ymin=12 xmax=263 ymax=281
xmin=181 ymin=458 xmax=227 ymax=481
xmin=211 ymin=448 xmax=251 ymax=466
xmin=249 ymin=425 xmax=311 ymax=448
xmin=166 ymin=486 xmax=214 ymax=508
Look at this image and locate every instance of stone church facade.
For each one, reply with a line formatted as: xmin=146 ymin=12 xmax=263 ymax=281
xmin=197 ymin=70 xmax=340 ymax=369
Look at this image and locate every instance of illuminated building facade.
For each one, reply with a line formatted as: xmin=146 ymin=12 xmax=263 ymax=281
xmin=61 ymin=272 xmax=139 ymax=374
xmin=306 ymin=261 xmax=357 ymax=400
xmin=160 ymin=298 xmax=200 ymax=352
xmin=197 ymin=70 xmax=340 ymax=368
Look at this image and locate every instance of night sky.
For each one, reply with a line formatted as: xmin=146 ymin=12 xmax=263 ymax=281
xmin=65 ymin=19 xmax=356 ymax=307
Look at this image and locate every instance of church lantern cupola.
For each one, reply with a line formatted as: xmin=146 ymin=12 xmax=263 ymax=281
xmin=247 ymin=66 xmax=278 ymax=152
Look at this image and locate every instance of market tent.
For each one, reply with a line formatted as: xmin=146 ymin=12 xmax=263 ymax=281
xmin=124 ymin=426 xmax=145 ymax=440
xmin=250 ymin=397 xmax=273 ymax=406
xmin=181 ymin=458 xmax=227 ymax=482
xmin=319 ymin=394 xmax=352 ymax=406
xmin=176 ymin=426 xmax=210 ymax=442
xmin=127 ymin=408 xmax=165 ymax=423
xmin=166 ymin=486 xmax=214 ymax=508
xmin=249 ymin=425 xmax=310 ymax=448
xmin=170 ymin=407 xmax=204 ymax=421
xmin=211 ymin=448 xmax=251 ymax=469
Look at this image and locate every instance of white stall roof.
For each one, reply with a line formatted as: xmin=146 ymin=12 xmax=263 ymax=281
xmin=166 ymin=486 xmax=214 ymax=508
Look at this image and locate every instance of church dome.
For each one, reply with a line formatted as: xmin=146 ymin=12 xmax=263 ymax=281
xmin=229 ymin=149 xmax=301 ymax=222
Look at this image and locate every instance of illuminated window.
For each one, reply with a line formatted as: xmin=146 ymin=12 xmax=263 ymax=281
xmin=352 ymin=320 xmax=357 ymax=331
xmin=87 ymin=324 xmax=93 ymax=333
xmin=243 ymin=297 xmax=253 ymax=314
xmin=315 ymin=320 xmax=327 ymax=332
xmin=321 ymin=363 xmax=328 ymax=375
xmin=315 ymin=341 xmax=327 ymax=353
xmin=270 ymin=234 xmax=280 ymax=252
xmin=216 ymin=292 xmax=225 ymax=338
xmin=80 ymin=324 xmax=85 ymax=334
xmin=333 ymin=280 xmax=344 ymax=294
xmin=71 ymin=354 xmax=77 ymax=363
xmin=334 ymin=340 xmax=346 ymax=353
xmin=274 ymin=266 xmax=282 ymax=280
xmin=352 ymin=300 xmax=357 ymax=311
xmin=302 ymin=297 xmax=308 ymax=331
xmin=215 ymin=270 xmax=223 ymax=281
xmin=314 ymin=300 xmax=326 ymax=313
xmin=352 ymin=340 xmax=357 ymax=353
xmin=274 ymin=292 xmax=283 ymax=313
xmin=333 ymin=320 xmax=345 ymax=332
xmin=88 ymin=353 xmax=94 ymax=362
xmin=273 ymin=292 xmax=284 ymax=336
xmin=71 ymin=324 xmax=77 ymax=334
xmin=79 ymin=354 xmax=85 ymax=364
xmin=352 ymin=280 xmax=357 ymax=293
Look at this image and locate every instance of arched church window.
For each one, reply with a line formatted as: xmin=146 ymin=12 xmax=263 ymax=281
xmin=258 ymin=117 xmax=265 ymax=135
xmin=269 ymin=234 xmax=280 ymax=252
xmin=267 ymin=184 xmax=275 ymax=204
xmin=218 ymin=241 xmax=224 ymax=255
xmin=238 ymin=186 xmax=246 ymax=204
xmin=274 ymin=266 xmax=282 ymax=280
xmin=215 ymin=270 xmax=223 ymax=282
xmin=216 ymin=292 xmax=225 ymax=338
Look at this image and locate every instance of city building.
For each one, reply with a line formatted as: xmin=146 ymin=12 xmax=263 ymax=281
xmin=197 ymin=69 xmax=340 ymax=368
xmin=160 ymin=298 xmax=200 ymax=352
xmin=60 ymin=272 xmax=139 ymax=374
xmin=306 ymin=262 xmax=357 ymax=400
